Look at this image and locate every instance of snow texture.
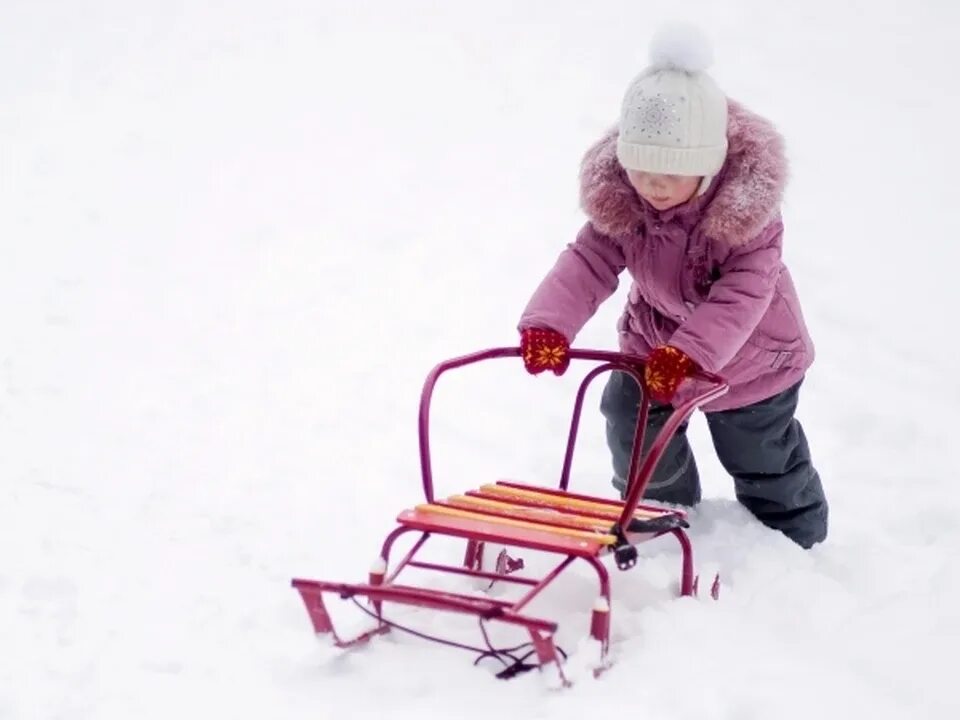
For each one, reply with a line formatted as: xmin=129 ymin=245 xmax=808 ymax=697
xmin=2 ymin=1 xmax=959 ymax=719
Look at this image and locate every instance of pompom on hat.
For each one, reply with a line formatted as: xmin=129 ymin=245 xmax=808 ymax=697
xmin=616 ymin=23 xmax=728 ymax=193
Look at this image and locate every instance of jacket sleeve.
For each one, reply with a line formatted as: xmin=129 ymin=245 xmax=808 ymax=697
xmin=518 ymin=222 xmax=626 ymax=341
xmin=668 ymin=219 xmax=783 ymax=373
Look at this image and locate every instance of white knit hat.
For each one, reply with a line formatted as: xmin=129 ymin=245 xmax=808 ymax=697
xmin=616 ymin=24 xmax=728 ymax=189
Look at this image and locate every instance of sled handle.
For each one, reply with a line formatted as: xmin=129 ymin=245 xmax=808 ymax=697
xmin=417 ymin=347 xmax=728 ymax=508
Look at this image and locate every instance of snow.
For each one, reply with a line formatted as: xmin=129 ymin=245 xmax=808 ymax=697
xmin=2 ymin=0 xmax=959 ymax=718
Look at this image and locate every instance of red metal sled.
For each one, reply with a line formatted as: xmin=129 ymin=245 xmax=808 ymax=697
xmin=292 ymin=347 xmax=727 ymax=683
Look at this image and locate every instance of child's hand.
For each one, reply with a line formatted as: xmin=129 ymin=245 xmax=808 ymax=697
xmin=520 ymin=327 xmax=570 ymax=376
xmin=645 ymin=345 xmax=697 ymax=403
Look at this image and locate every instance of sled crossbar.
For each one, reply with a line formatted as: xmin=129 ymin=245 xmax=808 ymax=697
xmin=291 ymin=579 xmax=559 ymax=634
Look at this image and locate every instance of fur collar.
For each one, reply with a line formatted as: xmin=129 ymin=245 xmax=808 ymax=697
xmin=578 ymin=100 xmax=787 ymax=246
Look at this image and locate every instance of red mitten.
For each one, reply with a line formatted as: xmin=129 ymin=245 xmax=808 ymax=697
xmin=520 ymin=327 xmax=570 ymax=376
xmin=644 ymin=345 xmax=697 ymax=404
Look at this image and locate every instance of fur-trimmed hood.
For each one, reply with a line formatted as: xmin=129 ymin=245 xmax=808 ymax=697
xmin=579 ymin=100 xmax=787 ymax=247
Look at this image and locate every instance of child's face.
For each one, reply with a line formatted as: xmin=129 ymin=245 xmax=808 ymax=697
xmin=626 ymin=170 xmax=701 ymax=211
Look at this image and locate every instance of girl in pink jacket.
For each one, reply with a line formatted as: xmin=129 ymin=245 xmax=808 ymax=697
xmin=517 ymin=26 xmax=827 ymax=548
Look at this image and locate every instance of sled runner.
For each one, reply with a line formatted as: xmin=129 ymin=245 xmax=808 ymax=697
xmin=291 ymin=347 xmax=727 ymax=684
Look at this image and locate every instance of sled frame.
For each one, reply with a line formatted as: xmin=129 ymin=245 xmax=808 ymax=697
xmin=292 ymin=348 xmax=727 ymax=682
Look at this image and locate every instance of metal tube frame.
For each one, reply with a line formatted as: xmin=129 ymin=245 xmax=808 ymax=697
xmin=294 ymin=347 xmax=728 ymax=679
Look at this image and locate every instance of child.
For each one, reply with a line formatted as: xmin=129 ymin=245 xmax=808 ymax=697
xmin=517 ymin=25 xmax=828 ymax=548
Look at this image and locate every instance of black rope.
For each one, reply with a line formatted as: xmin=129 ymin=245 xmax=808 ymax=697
xmin=475 ymin=617 xmax=568 ymax=679
xmin=348 ymin=596 xmax=490 ymax=655
xmin=346 ymin=596 xmax=566 ymax=677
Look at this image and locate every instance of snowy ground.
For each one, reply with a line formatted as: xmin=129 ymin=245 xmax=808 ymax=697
xmin=3 ymin=1 xmax=960 ymax=718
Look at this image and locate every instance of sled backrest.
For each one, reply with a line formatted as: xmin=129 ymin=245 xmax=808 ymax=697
xmin=417 ymin=347 xmax=727 ymax=534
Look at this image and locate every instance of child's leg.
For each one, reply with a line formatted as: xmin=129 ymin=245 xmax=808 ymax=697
xmin=705 ymin=381 xmax=828 ymax=548
xmin=600 ymin=370 xmax=701 ymax=505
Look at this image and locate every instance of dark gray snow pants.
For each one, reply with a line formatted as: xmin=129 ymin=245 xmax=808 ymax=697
xmin=600 ymin=371 xmax=828 ymax=548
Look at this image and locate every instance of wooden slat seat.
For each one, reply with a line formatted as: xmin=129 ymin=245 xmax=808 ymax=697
xmin=397 ymin=480 xmax=684 ymax=557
